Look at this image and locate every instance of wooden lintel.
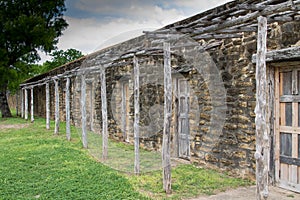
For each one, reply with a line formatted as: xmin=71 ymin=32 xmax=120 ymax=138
xmin=252 ymin=46 xmax=300 ymax=63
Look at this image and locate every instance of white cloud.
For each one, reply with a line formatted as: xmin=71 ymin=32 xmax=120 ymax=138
xmin=57 ymin=6 xmax=186 ymax=55
xmin=57 ymin=17 xmax=159 ymax=55
xmin=173 ymin=0 xmax=233 ymax=12
xmin=44 ymin=0 xmax=233 ymax=62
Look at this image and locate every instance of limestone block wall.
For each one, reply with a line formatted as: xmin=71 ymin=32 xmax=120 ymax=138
xmin=25 ymin=19 xmax=300 ymax=179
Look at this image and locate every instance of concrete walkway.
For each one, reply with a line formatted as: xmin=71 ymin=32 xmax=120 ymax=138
xmin=189 ymin=186 xmax=300 ymax=200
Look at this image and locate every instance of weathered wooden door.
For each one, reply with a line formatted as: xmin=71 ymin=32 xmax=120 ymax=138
xmin=121 ymin=81 xmax=130 ymax=142
xmin=177 ymin=78 xmax=190 ymax=159
xmin=275 ymin=66 xmax=300 ymax=192
xmin=86 ymin=82 xmax=94 ymax=131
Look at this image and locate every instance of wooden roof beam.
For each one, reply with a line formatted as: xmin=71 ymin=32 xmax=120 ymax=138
xmin=252 ymin=46 xmax=300 ymax=63
xmin=193 ymin=33 xmax=244 ymax=40
xmin=192 ymin=0 xmax=300 ymax=36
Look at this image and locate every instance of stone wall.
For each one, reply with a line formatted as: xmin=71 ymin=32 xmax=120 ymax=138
xmin=22 ymin=16 xmax=300 ymax=180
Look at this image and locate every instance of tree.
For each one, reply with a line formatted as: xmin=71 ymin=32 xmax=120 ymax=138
xmin=0 ymin=0 xmax=68 ymax=117
xmin=42 ymin=48 xmax=84 ymax=73
xmin=27 ymin=49 xmax=84 ymax=77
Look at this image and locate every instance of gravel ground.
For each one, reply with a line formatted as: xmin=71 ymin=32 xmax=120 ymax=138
xmin=188 ymin=186 xmax=300 ymax=200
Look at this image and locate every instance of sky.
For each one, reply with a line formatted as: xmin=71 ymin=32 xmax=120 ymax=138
xmin=41 ymin=0 xmax=233 ymax=61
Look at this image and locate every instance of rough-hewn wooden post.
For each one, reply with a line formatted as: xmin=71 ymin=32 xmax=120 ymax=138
xmin=16 ymin=90 xmax=19 ymax=116
xmin=30 ymin=87 xmax=34 ymax=123
xmin=54 ymin=79 xmax=60 ymax=135
xmin=162 ymin=42 xmax=172 ymax=194
xmin=66 ymin=77 xmax=71 ymax=141
xmin=121 ymin=83 xmax=126 ymax=140
xmin=133 ymin=55 xmax=140 ymax=174
xmin=81 ymin=74 xmax=88 ymax=148
xmin=24 ymin=88 xmax=28 ymax=120
xmin=101 ymin=68 xmax=108 ymax=160
xmin=46 ymin=83 xmax=50 ymax=130
xmin=255 ymin=16 xmax=269 ymax=200
xmin=21 ymin=89 xmax=24 ymax=118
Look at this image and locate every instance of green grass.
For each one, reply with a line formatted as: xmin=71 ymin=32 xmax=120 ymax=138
xmin=0 ymin=114 xmax=254 ymax=200
xmin=128 ymin=164 xmax=253 ymax=199
xmin=0 ymin=116 xmax=149 ymax=200
xmin=86 ymin=131 xmax=163 ymax=173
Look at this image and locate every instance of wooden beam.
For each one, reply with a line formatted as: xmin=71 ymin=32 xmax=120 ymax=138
xmin=215 ymin=26 xmax=257 ymax=34
xmin=46 ymin=83 xmax=50 ymax=130
xmin=21 ymin=89 xmax=24 ymax=118
xmin=100 ymin=69 xmax=108 ymax=160
xmin=66 ymin=77 xmax=71 ymax=141
xmin=16 ymin=90 xmax=19 ymax=116
xmin=193 ymin=33 xmax=244 ymax=40
xmin=237 ymin=3 xmax=266 ymax=11
xmin=255 ymin=16 xmax=269 ymax=200
xmin=193 ymin=1 xmax=299 ymax=36
xmin=30 ymin=87 xmax=34 ymax=123
xmin=54 ymin=79 xmax=60 ymax=135
xmin=24 ymin=88 xmax=28 ymax=120
xmin=252 ymin=46 xmax=300 ymax=63
xmin=81 ymin=74 xmax=88 ymax=148
xmin=133 ymin=55 xmax=140 ymax=175
xmin=121 ymin=82 xmax=127 ymax=141
xmin=162 ymin=42 xmax=172 ymax=194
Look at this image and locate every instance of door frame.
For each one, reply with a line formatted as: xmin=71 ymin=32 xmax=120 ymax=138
xmin=173 ymin=75 xmax=190 ymax=159
xmin=274 ymin=62 xmax=300 ymax=193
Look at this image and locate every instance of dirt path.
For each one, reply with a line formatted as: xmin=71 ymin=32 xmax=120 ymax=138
xmin=0 ymin=124 xmax=29 ymax=130
xmin=189 ymin=186 xmax=300 ymax=200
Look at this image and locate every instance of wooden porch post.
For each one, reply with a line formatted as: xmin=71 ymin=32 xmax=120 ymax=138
xmin=21 ymin=88 xmax=24 ymax=118
xmin=30 ymin=87 xmax=34 ymax=123
xmin=46 ymin=83 xmax=50 ymax=130
xmin=133 ymin=55 xmax=140 ymax=174
xmin=162 ymin=42 xmax=172 ymax=194
xmin=66 ymin=77 xmax=71 ymax=141
xmin=16 ymin=90 xmax=19 ymax=116
xmin=255 ymin=16 xmax=269 ymax=200
xmin=24 ymin=88 xmax=28 ymax=120
xmin=100 ymin=68 xmax=108 ymax=160
xmin=81 ymin=74 xmax=88 ymax=148
xmin=54 ymin=79 xmax=60 ymax=135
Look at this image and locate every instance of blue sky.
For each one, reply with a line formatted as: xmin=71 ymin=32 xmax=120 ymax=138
xmin=48 ymin=0 xmax=232 ymax=60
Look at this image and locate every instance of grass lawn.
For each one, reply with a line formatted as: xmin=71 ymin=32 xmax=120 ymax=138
xmin=0 ymin=114 xmax=253 ymax=199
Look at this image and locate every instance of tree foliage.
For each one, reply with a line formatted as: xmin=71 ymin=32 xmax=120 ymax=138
xmin=41 ymin=48 xmax=84 ymax=73
xmin=0 ymin=0 xmax=68 ymax=117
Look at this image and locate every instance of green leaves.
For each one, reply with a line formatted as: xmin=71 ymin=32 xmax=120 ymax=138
xmin=0 ymin=0 xmax=68 ymax=88
xmin=33 ymin=48 xmax=84 ymax=75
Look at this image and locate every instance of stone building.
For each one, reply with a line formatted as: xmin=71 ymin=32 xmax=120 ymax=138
xmin=20 ymin=0 xmax=300 ymax=194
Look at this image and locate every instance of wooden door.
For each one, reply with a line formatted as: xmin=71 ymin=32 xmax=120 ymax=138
xmin=121 ymin=82 xmax=130 ymax=142
xmin=275 ymin=66 xmax=300 ymax=192
xmin=86 ymin=82 xmax=94 ymax=131
xmin=177 ymin=78 xmax=190 ymax=159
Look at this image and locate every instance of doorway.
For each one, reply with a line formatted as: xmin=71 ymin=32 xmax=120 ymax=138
xmin=275 ymin=65 xmax=300 ymax=192
xmin=175 ymin=77 xmax=190 ymax=159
